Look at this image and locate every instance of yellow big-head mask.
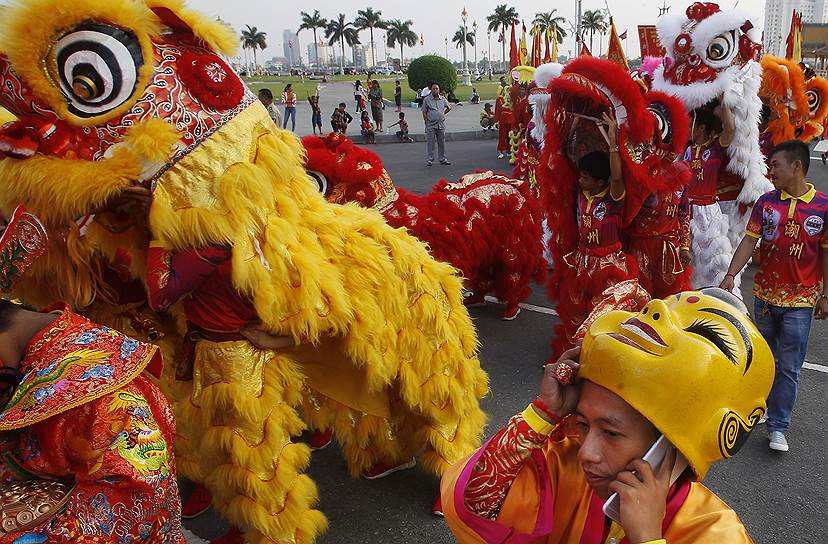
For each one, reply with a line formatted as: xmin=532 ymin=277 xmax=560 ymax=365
xmin=580 ymin=288 xmax=774 ymax=480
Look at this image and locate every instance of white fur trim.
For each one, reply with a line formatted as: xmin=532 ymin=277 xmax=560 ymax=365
xmin=691 ymin=203 xmax=739 ymax=289
xmin=534 ymin=63 xmax=564 ymax=88
xmin=656 ymin=13 xmax=687 ymax=57
xmin=653 ymin=63 xmax=736 ymax=110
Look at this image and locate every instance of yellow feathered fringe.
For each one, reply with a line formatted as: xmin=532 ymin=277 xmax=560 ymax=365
xmin=149 ymin=101 xmax=488 ymax=475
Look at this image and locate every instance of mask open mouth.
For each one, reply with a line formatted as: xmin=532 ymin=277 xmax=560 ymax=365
xmin=609 ymin=317 xmax=668 ymax=354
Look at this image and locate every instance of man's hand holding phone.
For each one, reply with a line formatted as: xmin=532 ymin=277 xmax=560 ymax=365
xmin=608 ymin=446 xmax=677 ymax=544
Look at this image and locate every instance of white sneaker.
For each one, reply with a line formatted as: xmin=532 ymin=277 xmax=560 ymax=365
xmin=768 ymin=431 xmax=789 ymax=452
xmin=497 ymin=152 xmax=504 ymax=159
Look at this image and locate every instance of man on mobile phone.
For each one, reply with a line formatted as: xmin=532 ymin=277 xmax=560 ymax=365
xmin=441 ymin=288 xmax=773 ymax=543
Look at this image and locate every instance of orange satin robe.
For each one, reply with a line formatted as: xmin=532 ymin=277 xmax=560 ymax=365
xmin=441 ymin=420 xmax=753 ymax=544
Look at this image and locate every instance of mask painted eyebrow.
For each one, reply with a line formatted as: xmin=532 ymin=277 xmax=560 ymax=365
xmin=696 ymin=307 xmax=753 ymax=374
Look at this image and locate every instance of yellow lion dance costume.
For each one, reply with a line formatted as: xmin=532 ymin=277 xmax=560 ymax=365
xmin=0 ymin=1 xmax=488 ymax=542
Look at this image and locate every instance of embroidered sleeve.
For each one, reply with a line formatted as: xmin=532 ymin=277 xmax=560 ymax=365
xmin=464 ymin=407 xmax=555 ymax=520
xmin=146 ymin=242 xmax=231 ymax=311
xmin=679 ymin=186 xmax=691 ymax=250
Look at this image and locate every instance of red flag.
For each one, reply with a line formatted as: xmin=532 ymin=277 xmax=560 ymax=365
xmin=785 ymin=10 xmax=802 ymax=61
xmin=509 ymin=21 xmax=519 ymax=69
xmin=543 ymin=27 xmax=551 ymax=63
xmin=579 ymin=42 xmax=592 ymax=57
xmin=619 ymin=30 xmax=627 ymax=40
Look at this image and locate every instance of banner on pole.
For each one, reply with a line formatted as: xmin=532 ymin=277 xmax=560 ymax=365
xmin=638 ymin=25 xmax=665 ymax=57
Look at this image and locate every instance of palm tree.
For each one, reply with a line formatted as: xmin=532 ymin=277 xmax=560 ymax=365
xmin=581 ymin=9 xmax=607 ymax=52
xmin=533 ymin=10 xmax=567 ymax=44
xmin=354 ymin=8 xmax=387 ymax=70
xmin=486 ymin=4 xmax=519 ymax=69
xmin=299 ymin=10 xmax=328 ymax=69
xmin=385 ymin=19 xmax=418 ymax=69
xmin=240 ymin=25 xmax=267 ymax=74
xmin=452 ymin=26 xmax=475 ymax=49
xmin=326 ymin=14 xmax=361 ymax=75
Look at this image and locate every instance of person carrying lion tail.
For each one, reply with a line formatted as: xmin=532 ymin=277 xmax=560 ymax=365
xmin=441 ymin=287 xmax=773 ymax=543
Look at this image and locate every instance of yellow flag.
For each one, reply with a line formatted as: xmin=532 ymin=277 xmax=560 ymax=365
xmin=519 ymin=21 xmax=528 ymax=65
xmin=606 ymin=18 xmax=629 ymax=70
xmin=551 ymin=27 xmax=559 ymax=63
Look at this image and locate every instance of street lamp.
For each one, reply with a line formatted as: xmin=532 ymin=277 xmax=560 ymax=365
xmin=473 ymin=21 xmax=479 ymax=78
xmin=461 ymin=6 xmax=471 ymax=86
xmin=487 ymin=29 xmax=492 ymax=79
xmin=445 ymin=36 xmax=449 ymax=59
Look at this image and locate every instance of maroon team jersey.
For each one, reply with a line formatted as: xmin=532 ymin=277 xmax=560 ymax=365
xmin=577 ymin=188 xmax=625 ymax=254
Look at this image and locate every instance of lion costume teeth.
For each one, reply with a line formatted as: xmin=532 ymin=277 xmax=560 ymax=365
xmin=0 ymin=1 xmax=489 ymax=542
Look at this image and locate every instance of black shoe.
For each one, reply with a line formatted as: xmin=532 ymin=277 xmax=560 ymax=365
xmin=440 ymin=159 xmax=451 ymax=165
xmin=427 ymin=160 xmax=433 ymax=166
xmin=823 ymin=154 xmax=826 ymax=165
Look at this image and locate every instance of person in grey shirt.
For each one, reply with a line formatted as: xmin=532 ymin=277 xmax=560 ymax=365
xmin=421 ymin=83 xmax=452 ymax=166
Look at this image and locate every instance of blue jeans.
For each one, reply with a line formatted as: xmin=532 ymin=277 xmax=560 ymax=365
xmin=753 ymin=298 xmax=813 ymax=433
xmin=283 ymin=107 xmax=296 ymax=130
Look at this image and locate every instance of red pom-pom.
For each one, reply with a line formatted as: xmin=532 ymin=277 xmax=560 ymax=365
xmin=179 ymin=51 xmax=244 ymax=111
xmin=674 ymin=33 xmax=693 ymax=54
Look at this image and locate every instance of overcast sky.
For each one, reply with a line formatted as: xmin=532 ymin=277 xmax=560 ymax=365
xmin=185 ymin=0 xmax=767 ymax=62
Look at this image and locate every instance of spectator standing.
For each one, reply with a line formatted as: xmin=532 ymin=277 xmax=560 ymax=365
xmin=281 ymin=83 xmax=297 ymax=131
xmin=308 ymin=94 xmax=323 ymax=135
xmin=394 ymin=80 xmax=403 ymax=112
xmin=331 ymin=102 xmax=353 ymax=134
xmin=258 ymin=88 xmax=282 ymax=127
xmin=421 ymin=83 xmax=451 ymax=166
xmin=479 ymin=103 xmax=496 ymax=131
xmin=369 ymin=80 xmax=385 ymax=132
xmin=360 ymin=110 xmax=376 ymax=144
xmin=354 ymin=80 xmax=363 ymax=111
xmin=721 ymin=140 xmax=828 ymax=453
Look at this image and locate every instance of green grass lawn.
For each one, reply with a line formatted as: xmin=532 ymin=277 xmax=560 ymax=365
xmin=243 ymin=76 xmax=508 ymax=105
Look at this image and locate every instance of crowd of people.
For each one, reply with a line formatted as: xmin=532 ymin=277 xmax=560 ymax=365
xmin=0 ymin=0 xmax=824 ymax=543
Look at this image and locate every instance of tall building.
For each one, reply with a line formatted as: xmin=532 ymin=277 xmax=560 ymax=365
xmin=307 ymin=43 xmax=335 ymax=67
xmin=365 ymin=46 xmax=377 ymax=69
xmin=764 ymin=0 xmax=820 ymax=56
xmin=352 ymin=44 xmax=366 ymax=68
xmin=282 ymin=29 xmax=302 ymax=67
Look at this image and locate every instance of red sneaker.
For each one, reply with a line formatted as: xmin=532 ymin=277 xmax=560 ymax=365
xmin=182 ymin=483 xmax=212 ymax=519
xmin=210 ymin=527 xmax=244 ymax=544
xmin=463 ymin=291 xmax=486 ymax=307
xmin=432 ymin=495 xmax=444 ymax=517
xmin=309 ymin=428 xmax=333 ymax=451
xmin=361 ymin=458 xmax=416 ymax=480
xmin=501 ymin=305 xmax=521 ymax=321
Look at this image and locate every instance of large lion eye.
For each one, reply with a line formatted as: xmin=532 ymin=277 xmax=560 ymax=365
xmin=705 ymin=31 xmax=736 ymax=63
xmin=648 ymin=104 xmax=672 ymax=144
xmin=807 ymin=89 xmax=821 ymax=115
xmin=54 ymin=23 xmax=143 ymax=118
xmin=307 ymin=170 xmax=329 ymax=196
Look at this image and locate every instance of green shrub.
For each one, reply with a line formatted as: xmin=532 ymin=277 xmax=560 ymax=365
xmin=407 ymin=55 xmax=456 ymax=93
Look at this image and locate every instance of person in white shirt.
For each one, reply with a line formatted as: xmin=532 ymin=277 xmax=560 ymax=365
xmin=258 ymin=88 xmax=282 ymax=127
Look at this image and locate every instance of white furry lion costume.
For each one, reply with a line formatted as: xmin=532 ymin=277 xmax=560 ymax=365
xmin=653 ymin=2 xmax=772 ymax=289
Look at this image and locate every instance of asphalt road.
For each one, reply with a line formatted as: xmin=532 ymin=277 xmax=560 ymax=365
xmin=185 ymin=140 xmax=828 ymax=543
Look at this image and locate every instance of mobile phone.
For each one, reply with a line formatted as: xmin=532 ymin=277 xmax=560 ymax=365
xmin=602 ymin=434 xmax=689 ymax=523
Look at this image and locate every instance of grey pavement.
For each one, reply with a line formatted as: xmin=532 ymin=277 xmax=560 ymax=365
xmin=184 ymin=139 xmax=827 ymax=543
xmin=261 ymin=81 xmax=491 ymax=137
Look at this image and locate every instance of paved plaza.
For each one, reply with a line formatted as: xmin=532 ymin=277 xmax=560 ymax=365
xmin=185 ymin=138 xmax=828 ymax=544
